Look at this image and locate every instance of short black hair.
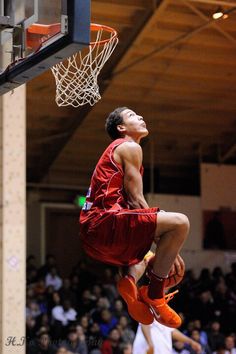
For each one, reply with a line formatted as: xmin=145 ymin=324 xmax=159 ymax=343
xmin=105 ymin=107 xmax=127 ymax=140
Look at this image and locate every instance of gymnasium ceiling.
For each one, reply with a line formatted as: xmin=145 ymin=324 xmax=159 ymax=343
xmin=27 ymin=0 xmax=236 ymax=195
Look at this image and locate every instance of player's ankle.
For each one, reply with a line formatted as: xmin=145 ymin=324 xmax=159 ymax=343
xmin=148 ymin=271 xmax=167 ymax=299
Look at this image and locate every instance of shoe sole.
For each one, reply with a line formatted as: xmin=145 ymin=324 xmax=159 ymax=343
xmin=117 ymin=277 xmax=154 ymax=325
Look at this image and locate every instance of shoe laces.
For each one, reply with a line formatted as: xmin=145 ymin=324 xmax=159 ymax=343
xmin=164 ymin=290 xmax=179 ymax=303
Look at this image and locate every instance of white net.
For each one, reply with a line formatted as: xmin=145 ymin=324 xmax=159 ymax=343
xmin=51 ymin=25 xmax=118 ymax=107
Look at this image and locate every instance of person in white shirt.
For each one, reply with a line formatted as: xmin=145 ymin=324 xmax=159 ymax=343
xmin=45 ymin=266 xmax=62 ymax=291
xmin=132 ymin=319 xmax=202 ymax=354
xmin=52 ymin=299 xmax=77 ymax=326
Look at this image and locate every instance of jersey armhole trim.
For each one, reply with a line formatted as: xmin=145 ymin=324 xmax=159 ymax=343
xmin=110 ymin=141 xmax=126 ymax=175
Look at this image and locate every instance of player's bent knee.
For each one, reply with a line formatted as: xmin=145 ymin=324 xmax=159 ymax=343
xmin=155 ymin=211 xmax=190 ymax=239
xmin=174 ymin=213 xmax=190 ymax=236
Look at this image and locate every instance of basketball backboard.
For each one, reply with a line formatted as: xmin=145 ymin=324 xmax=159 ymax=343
xmin=0 ymin=0 xmax=90 ymax=94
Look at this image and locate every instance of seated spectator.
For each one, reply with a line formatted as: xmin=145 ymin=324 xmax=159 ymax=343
xmin=213 ymin=280 xmax=230 ymax=329
xmin=227 ymin=287 xmax=236 ymax=332
xmin=26 ymin=316 xmax=37 ymax=340
xmin=46 ymin=285 xmax=55 ymax=298
xmin=59 ymin=278 xmax=77 ymax=307
xmin=175 ymin=270 xmax=198 ymax=319
xmin=112 ymin=299 xmax=128 ymax=319
xmin=119 ymin=342 xmax=132 ymax=354
xmin=34 ymin=278 xmax=46 ymax=295
xmin=26 ymin=286 xmax=36 ymax=301
xmin=78 ymin=289 xmax=97 ymax=316
xmin=61 ymin=327 xmax=88 ymax=354
xmin=87 ymin=322 xmax=103 ymax=353
xmin=190 ymin=329 xmax=211 ymax=354
xmin=198 ymin=268 xmax=213 ymax=292
xmin=173 ymin=341 xmax=192 ymax=354
xmin=92 ymin=284 xmax=104 ymax=300
xmin=183 ymin=321 xmax=195 ymax=337
xmin=27 ymin=331 xmax=57 ymax=354
xmin=75 ymin=325 xmax=86 ymax=341
xmin=212 ymin=267 xmax=224 ymax=285
xmin=225 ymin=262 xmax=236 ymax=289
xmin=101 ymin=268 xmax=118 ymax=301
xmin=36 ymin=313 xmax=51 ymax=334
xmin=192 ymin=319 xmax=209 ymax=347
xmin=48 ymin=291 xmax=61 ymax=312
xmin=27 ymin=269 xmax=38 ymax=285
xmin=79 ymin=315 xmax=90 ymax=336
xmin=225 ymin=335 xmax=236 ymax=354
xmin=207 ymin=321 xmax=225 ymax=351
xmin=90 ymin=297 xmax=111 ymax=323
xmin=45 ymin=267 xmax=62 ymax=291
xmin=52 ymin=299 xmax=77 ymax=326
xmin=98 ymin=309 xmax=118 ymax=338
xmin=71 ymin=260 xmax=97 ymax=292
xmin=101 ymin=268 xmax=116 ymax=286
xmin=101 ymin=328 xmax=121 ymax=354
xmin=37 ymin=293 xmax=48 ymax=315
xmin=70 ymin=274 xmax=81 ymax=298
xmin=38 ymin=255 xmax=57 ymax=279
xmin=191 ymin=291 xmax=216 ymax=327
xmin=36 ymin=325 xmax=51 ymax=338
xmin=51 ymin=299 xmax=77 ymax=339
xmin=26 ymin=300 xmax=41 ymax=319
xmin=117 ymin=316 xmax=135 ymax=344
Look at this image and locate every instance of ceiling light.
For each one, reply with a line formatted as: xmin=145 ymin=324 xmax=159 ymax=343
xmin=212 ymin=7 xmax=228 ymax=20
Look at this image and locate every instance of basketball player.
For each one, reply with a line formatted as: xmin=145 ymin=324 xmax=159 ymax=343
xmin=79 ymin=107 xmax=189 ymax=328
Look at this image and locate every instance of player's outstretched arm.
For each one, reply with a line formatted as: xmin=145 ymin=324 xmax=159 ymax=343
xmin=141 ymin=324 xmax=154 ymax=354
xmin=115 ymin=142 xmax=149 ymax=209
xmin=172 ymin=329 xmax=202 ymax=353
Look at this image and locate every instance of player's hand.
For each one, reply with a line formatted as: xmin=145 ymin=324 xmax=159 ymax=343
xmin=169 ymin=254 xmax=185 ymax=276
xmin=190 ymin=340 xmax=202 ymax=353
xmin=146 ymin=345 xmax=154 ymax=354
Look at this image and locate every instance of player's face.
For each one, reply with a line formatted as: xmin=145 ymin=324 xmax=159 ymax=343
xmin=119 ymin=109 xmax=149 ymax=141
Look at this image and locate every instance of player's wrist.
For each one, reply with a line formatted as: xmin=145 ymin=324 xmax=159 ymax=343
xmin=189 ymin=338 xmax=197 ymax=347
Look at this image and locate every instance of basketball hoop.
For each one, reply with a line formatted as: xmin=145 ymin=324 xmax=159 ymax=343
xmin=51 ymin=24 xmax=118 ymax=107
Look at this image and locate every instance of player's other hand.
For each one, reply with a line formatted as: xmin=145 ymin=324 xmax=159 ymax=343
xmin=190 ymin=340 xmax=202 ymax=353
xmin=169 ymin=254 xmax=185 ymax=276
xmin=146 ymin=345 xmax=154 ymax=354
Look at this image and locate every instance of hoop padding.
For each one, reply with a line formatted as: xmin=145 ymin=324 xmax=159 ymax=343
xmin=51 ymin=24 xmax=118 ymax=107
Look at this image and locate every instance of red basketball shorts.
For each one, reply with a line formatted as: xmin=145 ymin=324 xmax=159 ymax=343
xmin=80 ymin=207 xmax=159 ymax=266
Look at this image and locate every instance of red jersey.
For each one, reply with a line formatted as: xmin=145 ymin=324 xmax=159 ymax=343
xmin=80 ymin=138 xmax=141 ymax=223
xmin=79 ymin=138 xmax=158 ymax=266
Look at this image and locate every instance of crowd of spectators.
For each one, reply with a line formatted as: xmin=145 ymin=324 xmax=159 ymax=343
xmin=26 ymin=254 xmax=236 ymax=354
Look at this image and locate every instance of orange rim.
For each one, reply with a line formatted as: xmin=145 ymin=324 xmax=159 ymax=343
xmin=26 ymin=22 xmax=117 ymax=47
xmin=90 ymin=23 xmax=118 ymax=46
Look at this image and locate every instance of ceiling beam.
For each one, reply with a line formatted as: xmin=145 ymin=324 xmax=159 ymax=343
xmin=112 ymin=5 xmax=236 ymax=77
xmin=109 ymin=0 xmax=171 ymax=76
xmin=182 ymin=0 xmax=236 ymax=46
xmin=186 ymin=0 xmax=236 ymax=7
